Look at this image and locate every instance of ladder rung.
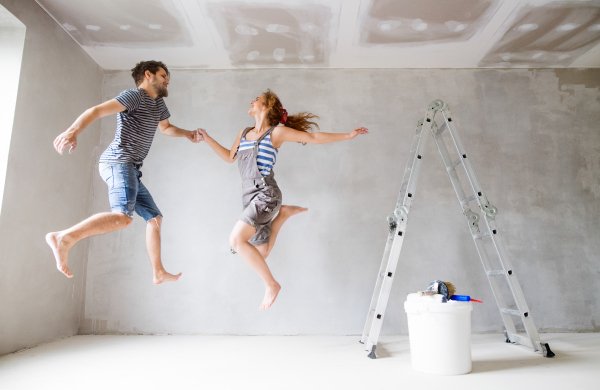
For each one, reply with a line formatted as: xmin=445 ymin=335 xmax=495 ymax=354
xmin=436 ymin=123 xmax=447 ymax=136
xmin=486 ymin=270 xmax=505 ymax=276
xmin=501 ymin=308 xmax=521 ymax=316
xmin=506 ymin=333 xmax=535 ymax=350
xmin=473 ymin=231 xmax=491 ymax=239
xmin=461 ymin=194 xmax=476 ymax=205
xmin=448 ymin=157 xmax=462 ymax=169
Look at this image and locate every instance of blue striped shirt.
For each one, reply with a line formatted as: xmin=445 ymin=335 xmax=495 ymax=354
xmin=99 ymin=88 xmax=170 ymax=164
xmin=239 ymin=132 xmax=278 ymax=177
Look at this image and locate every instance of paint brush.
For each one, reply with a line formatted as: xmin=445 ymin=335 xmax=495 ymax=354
xmin=443 ymin=281 xmax=456 ymax=298
xmin=426 ymin=280 xmax=456 ymax=299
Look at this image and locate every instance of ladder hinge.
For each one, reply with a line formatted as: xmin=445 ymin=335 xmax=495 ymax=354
xmin=386 ymin=214 xmax=397 ymax=232
xmin=464 ymin=210 xmax=480 ymax=228
xmin=481 ymin=204 xmax=498 ymax=220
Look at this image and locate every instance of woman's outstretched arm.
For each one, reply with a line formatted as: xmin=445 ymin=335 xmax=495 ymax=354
xmin=271 ymin=126 xmax=368 ymax=148
xmin=199 ymin=128 xmax=243 ymax=163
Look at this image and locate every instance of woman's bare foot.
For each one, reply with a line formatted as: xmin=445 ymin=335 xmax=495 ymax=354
xmin=45 ymin=232 xmax=73 ymax=278
xmin=260 ymin=281 xmax=281 ymax=311
xmin=279 ymin=205 xmax=308 ymax=219
xmin=153 ymin=270 xmax=182 ymax=285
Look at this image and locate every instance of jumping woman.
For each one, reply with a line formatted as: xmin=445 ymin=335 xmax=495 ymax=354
xmin=199 ymin=89 xmax=368 ymax=310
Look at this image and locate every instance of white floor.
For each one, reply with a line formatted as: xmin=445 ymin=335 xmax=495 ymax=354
xmin=0 ymin=333 xmax=598 ymax=390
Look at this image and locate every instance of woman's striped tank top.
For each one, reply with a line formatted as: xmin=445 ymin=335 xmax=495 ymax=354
xmin=239 ymin=132 xmax=278 ymax=177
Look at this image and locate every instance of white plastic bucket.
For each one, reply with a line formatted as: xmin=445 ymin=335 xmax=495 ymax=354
xmin=404 ymin=293 xmax=473 ymax=375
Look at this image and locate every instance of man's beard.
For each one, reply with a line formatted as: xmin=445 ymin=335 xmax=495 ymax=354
xmin=152 ymin=81 xmax=168 ymax=98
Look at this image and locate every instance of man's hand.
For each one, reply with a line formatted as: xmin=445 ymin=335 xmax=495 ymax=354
xmin=187 ymin=129 xmax=203 ymax=143
xmin=52 ymin=100 xmax=126 ymax=155
xmin=53 ymin=130 xmax=78 ymax=154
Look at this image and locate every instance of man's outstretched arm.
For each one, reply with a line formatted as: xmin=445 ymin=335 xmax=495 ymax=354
xmin=53 ymin=99 xmax=126 ymax=155
xmin=158 ymin=119 xmax=202 ymax=143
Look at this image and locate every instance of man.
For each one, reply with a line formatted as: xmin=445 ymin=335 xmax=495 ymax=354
xmin=46 ymin=60 xmax=200 ymax=284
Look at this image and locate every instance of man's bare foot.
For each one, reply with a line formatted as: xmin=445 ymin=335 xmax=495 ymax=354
xmin=45 ymin=232 xmax=73 ymax=278
xmin=279 ymin=205 xmax=308 ymax=219
xmin=153 ymin=270 xmax=182 ymax=285
xmin=260 ymin=281 xmax=281 ymax=311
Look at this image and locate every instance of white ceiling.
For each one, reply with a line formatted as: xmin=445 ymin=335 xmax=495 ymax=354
xmin=36 ymin=0 xmax=600 ymax=69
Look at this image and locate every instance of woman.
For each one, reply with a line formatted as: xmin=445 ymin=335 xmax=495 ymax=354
xmin=199 ymin=89 xmax=368 ymax=310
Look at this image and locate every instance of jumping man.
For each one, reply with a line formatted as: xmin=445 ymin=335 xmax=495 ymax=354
xmin=46 ymin=60 xmax=201 ymax=284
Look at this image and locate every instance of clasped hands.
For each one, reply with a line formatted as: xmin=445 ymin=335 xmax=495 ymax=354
xmin=188 ymin=128 xmax=208 ymax=143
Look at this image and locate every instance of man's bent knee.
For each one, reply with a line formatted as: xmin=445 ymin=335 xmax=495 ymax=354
xmin=148 ymin=216 xmax=162 ymax=228
xmin=115 ymin=212 xmax=133 ymax=227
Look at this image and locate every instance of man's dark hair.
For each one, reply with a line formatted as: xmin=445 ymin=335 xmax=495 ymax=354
xmin=131 ymin=60 xmax=169 ymax=86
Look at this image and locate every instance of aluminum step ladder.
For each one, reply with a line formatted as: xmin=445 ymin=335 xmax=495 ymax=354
xmin=360 ymin=100 xmax=554 ymax=359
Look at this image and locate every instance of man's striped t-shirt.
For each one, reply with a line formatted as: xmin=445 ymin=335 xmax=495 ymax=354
xmin=99 ymin=88 xmax=170 ymax=165
xmin=239 ymin=133 xmax=278 ymax=177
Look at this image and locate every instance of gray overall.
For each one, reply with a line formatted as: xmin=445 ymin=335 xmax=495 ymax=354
xmin=237 ymin=126 xmax=282 ymax=246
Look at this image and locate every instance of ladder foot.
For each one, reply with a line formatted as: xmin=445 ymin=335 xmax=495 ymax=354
xmin=542 ymin=343 xmax=555 ymax=358
xmin=359 ymin=340 xmax=364 ymax=344
xmin=367 ymin=346 xmax=377 ymax=359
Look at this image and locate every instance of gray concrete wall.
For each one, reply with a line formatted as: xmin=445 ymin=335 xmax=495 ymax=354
xmin=0 ymin=0 xmax=103 ymax=355
xmin=83 ymin=67 xmax=600 ymax=336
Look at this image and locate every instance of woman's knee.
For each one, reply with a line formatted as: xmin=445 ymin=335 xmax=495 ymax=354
xmin=229 ymin=235 xmax=239 ymax=251
xmin=230 ymin=232 xmax=250 ymax=252
xmin=229 ymin=221 xmax=256 ymax=251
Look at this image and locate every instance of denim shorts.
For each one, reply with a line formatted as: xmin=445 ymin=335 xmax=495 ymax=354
xmin=99 ymin=162 xmax=162 ymax=222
